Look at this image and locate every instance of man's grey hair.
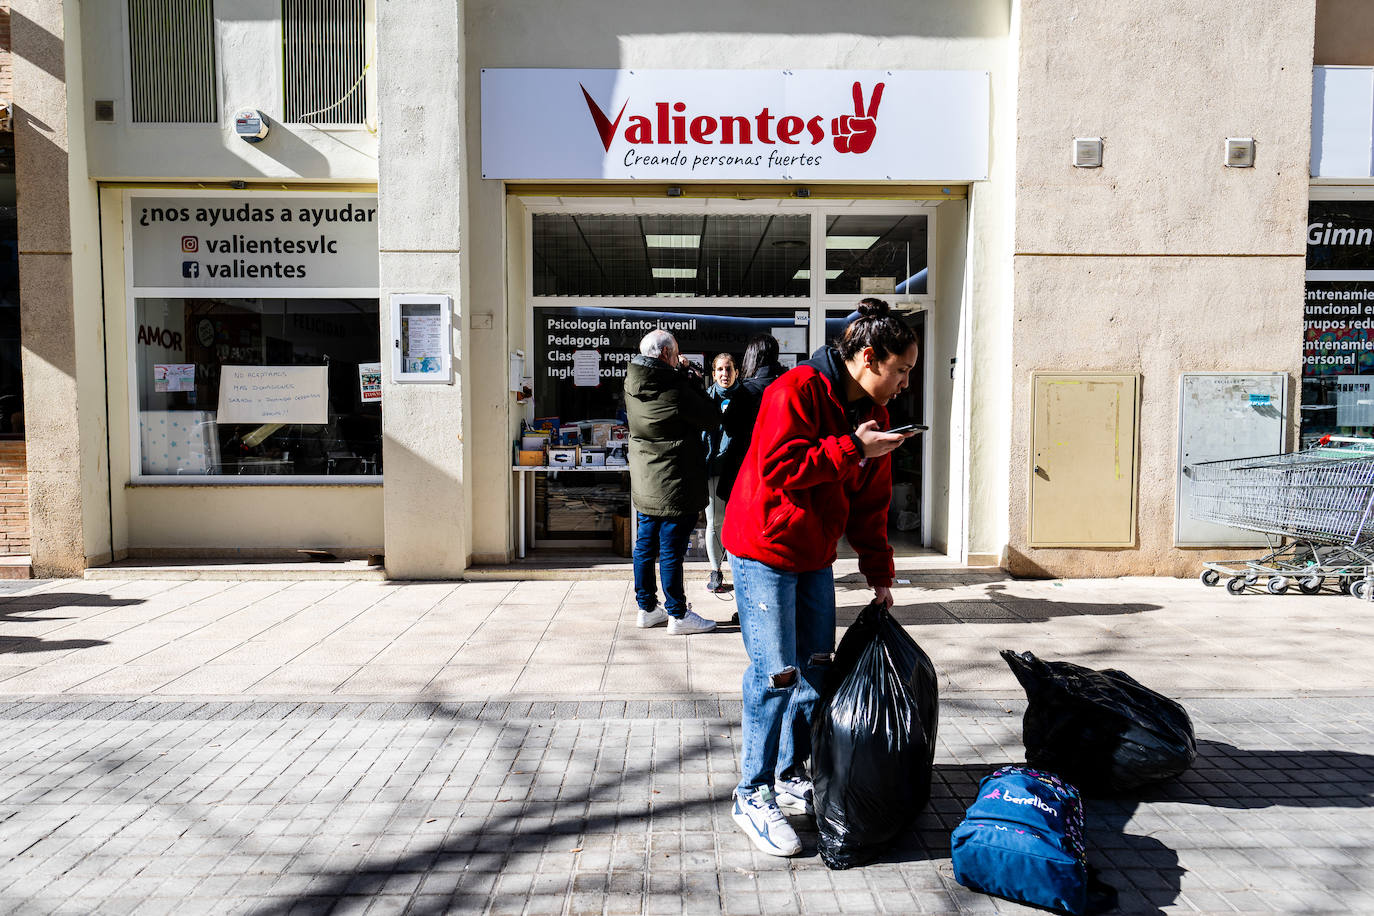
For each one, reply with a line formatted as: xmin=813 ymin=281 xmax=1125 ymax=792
xmin=639 ymin=329 xmax=677 ymax=359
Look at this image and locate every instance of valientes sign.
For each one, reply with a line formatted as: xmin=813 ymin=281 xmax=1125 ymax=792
xmin=481 ymin=69 xmax=989 ymax=182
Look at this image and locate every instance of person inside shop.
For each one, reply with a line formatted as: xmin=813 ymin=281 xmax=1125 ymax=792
xmin=625 ymin=328 xmax=722 ymax=636
xmin=721 ymin=298 xmax=919 ymax=856
xmin=702 ymin=352 xmax=742 ymax=594
xmin=715 ymin=333 xmax=788 ymax=618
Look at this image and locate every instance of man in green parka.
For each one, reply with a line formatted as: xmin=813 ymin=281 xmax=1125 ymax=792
xmin=624 ymin=329 xmax=721 ymax=635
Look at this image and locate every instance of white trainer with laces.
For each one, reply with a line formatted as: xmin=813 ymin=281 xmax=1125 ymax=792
xmin=667 ymin=608 xmax=717 ymax=635
xmin=731 ymin=787 xmax=802 ymax=856
xmin=774 ymin=774 xmax=815 ymax=815
xmin=637 ymin=607 xmax=669 ymax=628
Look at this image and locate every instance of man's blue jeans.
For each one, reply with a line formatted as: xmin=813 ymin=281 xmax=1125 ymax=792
xmin=730 ymin=554 xmax=835 ymax=796
xmin=633 ymin=512 xmax=695 ymax=618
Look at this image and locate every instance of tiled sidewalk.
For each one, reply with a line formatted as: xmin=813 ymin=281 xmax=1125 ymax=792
xmin=0 ymin=573 xmax=1372 ymax=700
xmin=3 ymin=574 xmax=1374 ymax=914
xmin=0 ymin=696 xmax=1372 ymax=915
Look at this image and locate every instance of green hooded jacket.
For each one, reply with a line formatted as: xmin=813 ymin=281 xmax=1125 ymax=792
xmin=623 ymin=355 xmax=720 ymax=517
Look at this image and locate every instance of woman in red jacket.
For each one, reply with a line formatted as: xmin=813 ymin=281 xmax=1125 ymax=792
xmin=721 ymin=298 xmax=918 ymax=856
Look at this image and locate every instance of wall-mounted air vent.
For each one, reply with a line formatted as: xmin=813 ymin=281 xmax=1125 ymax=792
xmin=1225 ymin=137 xmax=1256 ymax=168
xmin=283 ymin=0 xmax=368 ymax=125
xmin=1072 ymin=137 xmax=1103 ymax=168
xmin=128 ymin=0 xmax=217 ymax=123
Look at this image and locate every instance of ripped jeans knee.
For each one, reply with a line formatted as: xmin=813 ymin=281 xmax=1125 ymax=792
xmin=768 ymin=666 xmax=798 ymax=689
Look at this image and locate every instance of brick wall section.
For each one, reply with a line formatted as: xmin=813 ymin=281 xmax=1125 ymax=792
xmin=0 ymin=440 xmax=29 ymax=555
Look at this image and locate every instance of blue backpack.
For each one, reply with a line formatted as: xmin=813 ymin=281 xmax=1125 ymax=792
xmin=951 ymin=766 xmax=1089 ymax=915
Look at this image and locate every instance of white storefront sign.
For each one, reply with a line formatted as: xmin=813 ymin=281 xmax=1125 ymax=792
xmin=127 ymin=193 xmax=379 ymax=294
xmin=481 ymin=69 xmax=989 ymax=181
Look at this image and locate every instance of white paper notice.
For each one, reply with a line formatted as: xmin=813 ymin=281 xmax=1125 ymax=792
xmin=403 ymin=314 xmax=444 ymax=374
xmin=1337 ymin=375 xmax=1374 ymax=427
xmin=772 ymin=327 xmax=808 ymax=354
xmin=572 ymin=350 xmax=601 ymax=387
xmin=779 ymin=353 xmax=798 ymax=369
xmin=217 ymin=366 xmax=329 ymax=424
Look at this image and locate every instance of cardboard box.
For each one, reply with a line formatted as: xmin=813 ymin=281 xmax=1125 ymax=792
xmin=521 ymin=431 xmax=551 ymax=450
xmin=579 ymin=447 xmax=606 ymax=467
xmin=532 ymin=416 xmax=560 ymax=433
xmin=590 ymin=422 xmax=613 ymax=447
xmin=516 ymin=449 xmax=545 ymax=467
xmin=558 ymin=426 xmax=582 ymax=447
xmin=609 ymin=425 xmax=629 ymax=443
xmin=548 ymin=447 xmax=577 ymax=468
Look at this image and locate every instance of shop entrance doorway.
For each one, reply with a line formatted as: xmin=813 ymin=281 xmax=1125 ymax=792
xmin=518 ymin=197 xmax=942 ymax=559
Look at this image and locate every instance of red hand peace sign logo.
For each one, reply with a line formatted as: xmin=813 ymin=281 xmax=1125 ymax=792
xmin=832 ymin=81 xmax=885 ymax=154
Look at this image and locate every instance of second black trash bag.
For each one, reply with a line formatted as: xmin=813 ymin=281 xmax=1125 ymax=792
xmin=1002 ymin=650 xmax=1197 ymax=795
xmin=811 ymin=600 xmax=939 ymax=869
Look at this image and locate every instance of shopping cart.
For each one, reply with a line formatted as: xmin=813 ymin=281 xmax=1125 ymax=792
xmin=1186 ymin=437 xmax=1374 ymax=598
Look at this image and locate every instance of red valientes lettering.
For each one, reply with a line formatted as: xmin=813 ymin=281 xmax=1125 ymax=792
xmin=580 ymin=81 xmax=884 ymax=155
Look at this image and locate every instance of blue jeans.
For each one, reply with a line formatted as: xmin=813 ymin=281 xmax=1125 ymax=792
xmin=731 ymin=554 xmax=836 ymax=796
xmin=633 ymin=512 xmax=695 ymax=617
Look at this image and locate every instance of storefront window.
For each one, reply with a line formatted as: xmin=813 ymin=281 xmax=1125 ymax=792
xmin=531 ymin=303 xmax=807 ymax=540
xmin=533 ymin=213 xmax=809 ymax=297
xmin=133 ymin=297 xmax=381 ymax=477
xmin=1303 ymin=200 xmax=1374 ymax=446
xmin=824 ymin=213 xmax=928 ymax=296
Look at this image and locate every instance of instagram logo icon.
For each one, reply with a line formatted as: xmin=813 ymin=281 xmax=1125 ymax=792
xmin=181 ymin=236 xmax=199 ymax=253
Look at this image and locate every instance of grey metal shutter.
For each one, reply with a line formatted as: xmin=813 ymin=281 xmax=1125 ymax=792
xmin=282 ymin=0 xmax=367 ymax=124
xmin=128 ymin=0 xmax=218 ymax=124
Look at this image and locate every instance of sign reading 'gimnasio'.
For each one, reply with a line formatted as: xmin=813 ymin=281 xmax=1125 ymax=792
xmin=128 ymin=194 xmax=379 ymax=292
xmin=481 ymin=69 xmax=989 ymax=182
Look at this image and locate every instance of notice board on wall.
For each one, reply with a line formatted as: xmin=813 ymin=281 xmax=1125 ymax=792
xmin=1175 ymin=373 xmax=1287 ymax=547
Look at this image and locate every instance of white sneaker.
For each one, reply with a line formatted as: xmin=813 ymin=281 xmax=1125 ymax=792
xmin=667 ymin=608 xmax=717 ymax=635
xmin=637 ymin=607 xmax=669 ymax=628
xmin=774 ymin=775 xmax=815 ymax=815
xmin=731 ymin=787 xmax=802 ymax=857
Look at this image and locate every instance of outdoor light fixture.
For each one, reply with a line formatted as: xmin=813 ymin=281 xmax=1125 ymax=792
xmin=1072 ymin=137 xmax=1103 ymax=168
xmin=794 ymin=188 xmax=811 ymax=198
xmin=651 ymin=268 xmax=697 ymax=279
xmin=234 ymin=108 xmax=270 ymax=143
xmin=645 ymin=235 xmax=701 ymax=248
xmin=665 ymin=186 xmax=684 ymax=197
xmin=825 ymin=236 xmax=881 ymax=249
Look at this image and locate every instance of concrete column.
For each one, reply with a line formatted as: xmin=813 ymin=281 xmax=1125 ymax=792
xmin=376 ymin=1 xmax=470 ymax=578
xmin=11 ymin=0 xmax=107 ymax=576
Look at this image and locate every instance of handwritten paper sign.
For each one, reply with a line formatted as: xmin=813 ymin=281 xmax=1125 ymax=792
xmin=217 ymin=366 xmax=329 ymax=424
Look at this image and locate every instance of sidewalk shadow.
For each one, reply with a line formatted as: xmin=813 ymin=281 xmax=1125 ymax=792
xmin=835 ymin=589 xmax=1163 ymax=627
xmin=0 ymin=593 xmax=140 ymax=656
xmin=0 ymin=636 xmax=108 ymax=655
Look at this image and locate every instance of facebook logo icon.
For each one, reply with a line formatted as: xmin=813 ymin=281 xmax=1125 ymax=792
xmin=182 ymin=261 xmax=199 ymax=278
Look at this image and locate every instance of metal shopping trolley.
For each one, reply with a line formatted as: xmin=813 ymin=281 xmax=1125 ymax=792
xmin=1186 ymin=437 xmax=1374 ymax=598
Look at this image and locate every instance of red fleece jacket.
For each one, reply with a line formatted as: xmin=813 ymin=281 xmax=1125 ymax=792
xmin=721 ymin=353 xmax=895 ymax=588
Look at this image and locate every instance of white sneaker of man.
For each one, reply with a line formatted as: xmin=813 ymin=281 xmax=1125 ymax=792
xmin=636 ymin=607 xmax=669 ymax=628
xmin=731 ymin=787 xmax=802 ymax=856
xmin=774 ymin=774 xmax=815 ymax=815
xmin=667 ymin=608 xmax=717 ymax=635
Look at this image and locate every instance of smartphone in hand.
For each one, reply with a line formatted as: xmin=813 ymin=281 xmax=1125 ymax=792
xmin=882 ymin=423 xmax=928 ymax=435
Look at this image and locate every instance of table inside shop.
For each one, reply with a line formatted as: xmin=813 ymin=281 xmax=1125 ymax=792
xmin=511 ymin=466 xmax=631 ymax=559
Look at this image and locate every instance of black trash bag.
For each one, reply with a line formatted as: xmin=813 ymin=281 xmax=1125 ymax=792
xmin=811 ymin=600 xmax=939 ymax=869
xmin=1002 ymin=650 xmax=1197 ymax=795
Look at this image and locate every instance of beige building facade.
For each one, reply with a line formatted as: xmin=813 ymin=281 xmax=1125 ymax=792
xmin=6 ymin=1 xmax=1370 ymax=579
